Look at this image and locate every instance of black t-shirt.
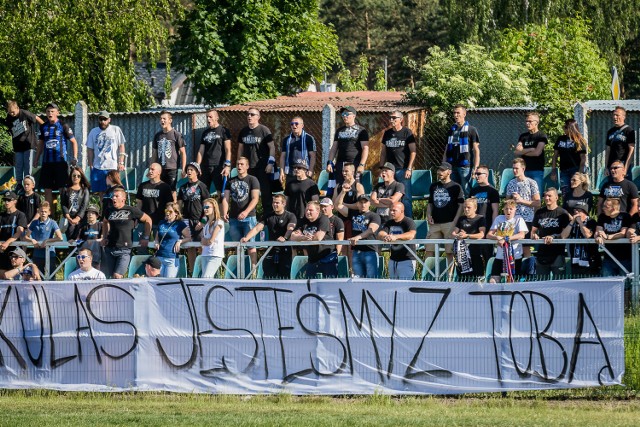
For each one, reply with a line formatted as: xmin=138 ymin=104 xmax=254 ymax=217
xmin=153 ymin=129 xmax=185 ymax=171
xmin=349 ymin=210 xmax=381 ymax=252
xmin=5 ymin=109 xmax=39 ymax=152
xmin=281 ymin=133 xmax=317 ymax=172
xmin=374 ymin=181 xmax=405 ymax=221
xmin=105 ymin=205 xmax=144 ymax=248
xmin=532 ymin=206 xmax=570 ymax=261
xmin=334 ymin=125 xmax=369 ymax=165
xmin=17 ymin=193 xmax=41 ymax=223
xmin=0 ymin=210 xmax=28 ymax=240
xmin=563 ymin=191 xmax=594 ymax=214
xmin=200 ymin=125 xmax=231 ymax=168
xmin=382 ymin=127 xmax=416 ymax=169
xmin=554 ymin=135 xmax=586 ymax=170
xmin=455 ymin=215 xmax=485 ymax=236
xmin=178 ymin=180 xmax=210 ymax=220
xmin=284 ymin=178 xmax=320 ymax=219
xmin=445 ymin=125 xmax=480 ymax=167
xmin=519 ymin=131 xmax=548 ymax=171
xmin=238 ymin=124 xmax=273 ymax=169
xmin=296 ymin=215 xmax=333 ymax=262
xmin=597 ymin=212 xmax=631 ymax=260
xmin=606 ymin=125 xmax=636 ymax=167
xmin=469 ymin=184 xmax=500 ymax=229
xmin=262 ymin=210 xmax=297 ymax=239
xmin=228 ymin=174 xmax=260 ymax=218
xmin=429 ymin=180 xmax=464 ymax=224
xmin=78 ymin=222 xmax=103 ymax=263
xmin=381 ymin=217 xmax=417 ymax=261
xmin=136 ymin=180 xmax=174 ymax=226
xmin=327 ymin=215 xmax=345 ymax=240
xmin=600 ymin=179 xmax=639 ymax=213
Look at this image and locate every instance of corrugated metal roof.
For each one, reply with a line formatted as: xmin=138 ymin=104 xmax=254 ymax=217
xmin=218 ymin=91 xmax=422 ymax=112
xmin=470 ymin=105 xmax=537 ymax=112
xmin=582 ymin=100 xmax=640 ymax=112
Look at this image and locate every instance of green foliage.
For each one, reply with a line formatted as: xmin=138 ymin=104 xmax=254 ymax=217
xmin=173 ymin=0 xmax=339 ymax=104
xmin=373 ymin=68 xmax=387 ymax=91
xmin=494 ymin=18 xmax=610 ymax=136
xmin=405 ymin=44 xmax=531 ymax=125
xmin=0 ymin=0 xmax=181 ymax=112
xmin=337 ymin=55 xmax=369 ymax=92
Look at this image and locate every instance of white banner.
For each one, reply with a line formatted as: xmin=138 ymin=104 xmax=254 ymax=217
xmin=0 ymin=278 xmax=624 ymax=394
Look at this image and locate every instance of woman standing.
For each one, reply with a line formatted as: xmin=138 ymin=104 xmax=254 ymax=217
xmin=552 ymin=119 xmax=588 ymax=197
xmin=199 ymin=198 xmax=225 ymax=278
xmin=155 ymin=202 xmax=191 ymax=278
xmin=60 ymin=166 xmax=90 ymax=239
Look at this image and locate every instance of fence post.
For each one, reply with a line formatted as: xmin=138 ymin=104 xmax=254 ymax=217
xmin=573 ymin=102 xmax=593 ymax=183
xmin=74 ymin=101 xmax=88 ymax=169
xmin=322 ymin=104 xmax=336 ymax=166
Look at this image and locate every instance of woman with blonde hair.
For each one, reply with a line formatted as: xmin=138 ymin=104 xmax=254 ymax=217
xmin=155 ymin=202 xmax=191 ymax=278
xmin=562 ymin=172 xmax=594 ymax=216
xmin=552 ymin=119 xmax=588 ymax=197
xmin=199 ymin=198 xmax=225 ymax=278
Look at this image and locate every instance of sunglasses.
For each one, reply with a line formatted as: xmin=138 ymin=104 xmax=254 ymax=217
xmin=290 ymin=122 xmax=300 ymax=126
xmin=389 ymin=116 xmax=400 ymax=120
xmin=474 ymin=172 xmax=486 ymax=176
xmin=247 ymin=113 xmax=258 ymax=117
xmin=10 ymin=254 xmax=23 ymax=259
xmin=3 ymin=198 xmax=14 ymax=202
xmin=76 ymin=255 xmax=90 ymax=260
xmin=341 ymin=112 xmax=352 ymax=117
xmin=610 ymin=166 xmax=623 ymax=170
xmin=99 ymin=117 xmax=109 ymax=121
xmin=525 ymin=120 xmax=538 ymax=123
xmin=71 ymin=173 xmax=81 ymax=178
xmin=203 ymin=205 xmax=213 ymax=209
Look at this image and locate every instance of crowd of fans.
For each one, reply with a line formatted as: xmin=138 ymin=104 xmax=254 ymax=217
xmin=2 ymin=101 xmax=639 ymax=282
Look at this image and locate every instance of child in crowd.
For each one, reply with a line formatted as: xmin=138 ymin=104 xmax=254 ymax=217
xmin=17 ymin=175 xmax=40 ymax=225
xmin=486 ymin=199 xmax=528 ymax=283
xmin=451 ymin=197 xmax=486 ymax=279
xmin=24 ymin=202 xmax=63 ymax=274
xmin=72 ymin=204 xmax=103 ymax=269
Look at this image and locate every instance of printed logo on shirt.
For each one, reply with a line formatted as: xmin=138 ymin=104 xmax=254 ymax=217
xmin=303 ymin=226 xmax=318 ymax=236
xmin=203 ymin=132 xmax=220 ymax=144
xmin=45 ymin=139 xmax=58 ymax=149
xmin=603 ymin=218 xmax=623 ymax=233
xmin=230 ymin=180 xmax=249 ymax=203
xmin=474 ymin=191 xmax=488 ymax=205
xmin=604 ymin=186 xmax=624 ymax=198
xmin=142 ymin=188 xmax=160 ymax=198
xmin=108 ymin=210 xmax=133 ymax=221
xmin=557 ymin=140 xmax=576 ymax=149
xmin=609 ymin=133 xmax=627 ymax=143
xmin=182 ymin=184 xmax=202 ymax=201
xmin=384 ymin=137 xmax=405 ymax=148
xmin=242 ymin=135 xmax=262 ymax=145
xmin=389 ymin=225 xmax=403 ymax=235
xmin=538 ymin=218 xmax=560 ymax=228
xmin=352 ymin=214 xmax=370 ymax=232
xmin=338 ymin=127 xmax=359 ymax=140
xmin=158 ymin=137 xmax=173 ymax=164
xmin=11 ymin=120 xmax=27 ymax=138
xmin=433 ymin=187 xmax=452 ymax=208
xmin=96 ymin=131 xmax=115 ymax=158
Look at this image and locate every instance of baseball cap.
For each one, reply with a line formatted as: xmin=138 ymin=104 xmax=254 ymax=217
xmin=320 ymin=197 xmax=333 ymax=206
xmin=10 ymin=247 xmax=27 ymax=258
xmin=357 ymin=194 xmax=371 ymax=202
xmin=144 ymin=257 xmax=162 ymax=269
xmin=98 ymin=111 xmax=110 ymax=119
xmin=340 ymin=106 xmax=357 ymax=115
xmin=438 ymin=162 xmax=452 ymax=171
xmin=2 ymin=190 xmax=18 ymax=201
xmin=573 ymin=201 xmax=590 ymax=213
xmin=45 ymin=102 xmax=59 ymax=110
xmin=187 ymin=162 xmax=202 ymax=176
xmin=380 ymin=162 xmax=396 ymax=173
xmin=293 ymin=159 xmax=309 ymax=170
xmin=86 ymin=204 xmax=101 ymax=215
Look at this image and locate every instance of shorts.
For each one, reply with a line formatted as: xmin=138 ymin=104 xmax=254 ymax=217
xmin=161 ymin=169 xmax=179 ymax=191
xmin=90 ymin=168 xmax=112 ymax=193
xmin=228 ymin=217 xmax=258 ymax=242
xmin=426 ymin=221 xmax=455 ymax=255
xmin=102 ymin=246 xmax=132 ymax=278
xmin=41 ymin=161 xmax=69 ymax=190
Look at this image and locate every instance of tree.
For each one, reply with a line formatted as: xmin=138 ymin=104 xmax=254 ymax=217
xmin=173 ymin=0 xmax=339 ymax=104
xmin=0 ymin=0 xmax=181 ymax=112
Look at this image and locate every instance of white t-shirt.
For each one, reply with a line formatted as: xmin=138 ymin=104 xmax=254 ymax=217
xmin=68 ymin=267 xmax=107 ymax=280
xmin=490 ymin=215 xmax=528 ymax=260
xmin=86 ymin=124 xmax=126 ymax=170
xmin=202 ymin=219 xmax=225 ymax=258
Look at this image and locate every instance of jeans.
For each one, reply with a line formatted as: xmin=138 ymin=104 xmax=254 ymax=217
xmin=388 ymin=259 xmax=416 ymax=280
xmin=559 ymin=168 xmax=578 ymax=199
xmin=602 ymin=257 xmax=632 ymax=277
xmin=524 ymin=170 xmax=544 ymax=195
xmin=451 ymin=166 xmax=471 ymax=197
xmin=200 ymin=256 xmax=222 ymax=278
xmin=306 ymin=253 xmax=338 ymax=279
xmin=15 ymin=149 xmax=34 ymax=187
xmin=228 ymin=217 xmax=258 ymax=242
xmin=158 ymin=256 xmax=180 ymax=278
xmin=102 ymin=247 xmax=132 ymax=278
xmin=395 ymin=169 xmax=413 ymax=217
xmin=352 ymin=250 xmax=378 ymax=278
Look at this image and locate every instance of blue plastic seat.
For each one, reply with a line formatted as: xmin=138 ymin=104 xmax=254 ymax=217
xmin=360 ymin=170 xmax=373 ymax=195
xmin=410 ymin=170 xmax=432 ymax=200
xmin=290 ymin=256 xmax=308 ymax=279
xmin=421 ymin=257 xmax=448 ymax=281
xmin=338 ymin=255 xmax=350 ymax=278
xmin=127 ymin=255 xmax=151 ymax=278
xmin=223 ymin=254 xmax=252 ymax=279
xmin=120 ymin=168 xmax=137 ymax=193
xmin=485 ymin=257 xmax=495 ymax=282
xmin=63 ymin=258 xmax=78 ymax=280
xmin=317 ymin=170 xmax=329 ymax=194
xmin=414 ymin=219 xmax=429 ymax=251
xmin=632 ymin=166 xmax=640 ymax=189
xmin=141 ymin=168 xmax=150 ymax=183
xmin=543 ymin=167 xmax=560 ymax=192
xmin=376 ymin=254 xmax=386 ymax=278
xmin=499 ymin=168 xmax=515 ymax=197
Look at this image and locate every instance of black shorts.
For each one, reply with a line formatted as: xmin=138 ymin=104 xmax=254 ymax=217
xmin=161 ymin=169 xmax=179 ymax=191
xmin=41 ymin=162 xmax=69 ymax=190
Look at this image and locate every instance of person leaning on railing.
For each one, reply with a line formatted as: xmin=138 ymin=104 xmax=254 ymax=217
xmin=290 ymin=201 xmax=337 ymax=279
xmin=377 ymin=202 xmax=416 ymax=280
xmin=595 ymin=197 xmax=630 ymax=277
xmin=560 ymin=201 xmax=600 ymax=276
xmin=486 ymin=199 xmax=528 ymax=283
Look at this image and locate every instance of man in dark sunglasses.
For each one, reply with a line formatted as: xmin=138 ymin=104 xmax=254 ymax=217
xmin=326 ymin=106 xmax=369 ymax=185
xmin=279 ymin=116 xmax=317 ymax=185
xmin=87 ymin=110 xmax=127 ymax=195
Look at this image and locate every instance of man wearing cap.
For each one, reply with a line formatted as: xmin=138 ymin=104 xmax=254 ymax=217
xmin=426 ymin=162 xmax=464 ymax=262
xmin=531 ymin=188 xmax=570 ymax=277
xmin=561 ymin=201 xmax=600 ymax=276
xmin=5 ymin=100 xmax=44 ymax=192
xmin=34 ymin=102 xmax=79 ymax=206
xmin=371 ymin=162 xmax=405 ymax=224
xmin=238 ymin=108 xmax=275 ymax=214
xmin=151 ymin=110 xmax=187 ymax=200
xmin=87 ymin=111 xmax=127 ymax=196
xmin=284 ymin=159 xmax=320 ymax=219
xmin=68 ymin=248 xmax=106 ymax=280
xmin=444 ymin=104 xmax=480 ymax=197
xmin=378 ymin=202 xmax=417 ymax=279
xmin=380 ymin=111 xmax=416 ymax=216
xmin=336 ymin=193 xmax=381 ymax=278
xmin=326 ymin=106 xmax=369 ymax=184
xmin=280 ymin=116 xmax=317 ymax=184
xmin=196 ymin=109 xmax=232 ymax=194
xmin=144 ymin=256 xmax=162 ymax=278
xmin=320 ymin=197 xmax=345 ymax=256
xmin=2 ymin=247 xmax=38 ymax=280
xmin=0 ymin=190 xmax=28 ymax=274
xmin=178 ymin=162 xmax=210 ymax=271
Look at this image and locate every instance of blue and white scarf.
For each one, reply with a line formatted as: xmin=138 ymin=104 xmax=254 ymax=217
xmin=284 ymin=130 xmax=308 ymax=175
xmin=447 ymin=121 xmax=470 ymax=166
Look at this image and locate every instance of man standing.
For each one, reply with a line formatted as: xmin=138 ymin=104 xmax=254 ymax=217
xmin=280 ymin=116 xmax=316 ymax=183
xmin=284 ymin=159 xmax=320 ymax=219
xmin=196 ymin=109 xmax=232 ymax=194
xmin=0 ymin=190 xmax=28 ymax=275
xmin=87 ymin=111 xmax=127 ymax=195
xmin=506 ymin=158 xmax=541 ymax=258
xmin=336 ymin=193 xmax=381 ymax=278
xmin=605 ymin=106 xmax=635 ymax=177
xmin=102 ymin=188 xmax=152 ymax=279
xmin=136 ymin=163 xmax=173 ymax=232
xmin=151 ymin=110 xmax=187 ymax=199
xmin=326 ymin=106 xmax=369 ymax=184
xmin=443 ymin=104 xmax=480 ymax=196
xmin=68 ymin=248 xmax=107 ymax=280
xmin=371 ymin=162 xmax=405 ymax=223
xmin=426 ymin=162 xmax=464 ymax=262
xmin=514 ymin=111 xmax=547 ymax=192
xmin=531 ymin=188 xmax=571 ymax=277
xmin=34 ymin=103 xmax=79 ymax=205
xmin=380 ymin=111 xmax=416 ymax=217
xmin=598 ymin=160 xmax=639 ymax=215
xmin=237 ymin=108 xmax=275 ymax=213
xmin=222 ymin=157 xmax=261 ymax=268
xmin=291 ymin=201 xmax=338 ymax=279
xmin=378 ymin=202 xmax=417 ymax=280
xmin=241 ymin=194 xmax=297 ymax=280
xmin=5 ymin=100 xmax=43 ymax=191
xmin=178 ymin=162 xmax=210 ymax=271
